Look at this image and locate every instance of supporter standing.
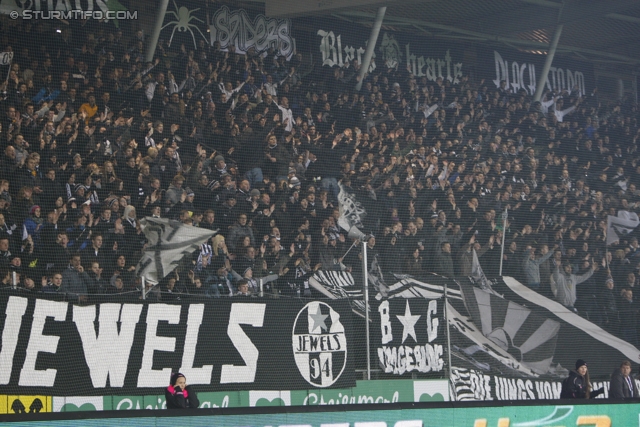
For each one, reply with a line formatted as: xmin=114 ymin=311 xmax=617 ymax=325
xmin=552 ymin=260 xmax=597 ymax=311
xmin=609 ymin=360 xmax=639 ymax=399
xmin=561 ymin=359 xmax=604 ymax=399
xmin=60 ymin=254 xmax=90 ymax=301
xmin=522 ymin=245 xmax=555 ymax=291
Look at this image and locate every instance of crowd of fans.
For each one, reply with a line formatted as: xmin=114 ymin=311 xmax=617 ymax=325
xmin=0 ymin=15 xmax=639 ymax=344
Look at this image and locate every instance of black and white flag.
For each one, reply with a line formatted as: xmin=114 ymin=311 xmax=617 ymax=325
xmin=136 ymin=217 xmax=215 ymax=284
xmin=337 ymin=183 xmax=368 ymax=233
xmin=606 ymin=210 xmax=640 ymax=246
xmin=470 ymin=249 xmax=492 ymax=291
xmin=458 ymin=282 xmax=560 ymax=375
xmin=308 ymin=270 xmax=366 ymax=318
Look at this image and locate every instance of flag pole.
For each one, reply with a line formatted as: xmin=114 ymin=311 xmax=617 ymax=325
xmin=362 ymin=237 xmax=371 ymax=381
xmin=604 ymin=217 xmax=609 ymax=271
xmin=604 ymin=218 xmax=607 ymax=270
xmin=444 ymin=282 xmax=454 ymax=401
xmin=341 ymin=239 xmax=359 ymax=260
xmin=499 ymin=207 xmax=508 ymax=276
xmin=4 ymin=55 xmax=13 ymax=84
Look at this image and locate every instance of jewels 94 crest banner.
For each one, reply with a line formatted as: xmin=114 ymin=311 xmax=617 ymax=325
xmin=0 ymin=292 xmax=355 ymax=396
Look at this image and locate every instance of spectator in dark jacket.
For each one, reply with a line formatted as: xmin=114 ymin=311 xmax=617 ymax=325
xmin=165 ymin=372 xmax=199 ymax=409
xmin=434 ymin=241 xmax=454 ymax=277
xmin=560 ymin=359 xmax=604 ymax=399
xmin=60 ymin=254 xmax=91 ymax=301
xmin=600 ymin=276 xmax=620 ymax=334
xmin=263 ymin=133 xmax=291 ymax=183
xmin=609 ymin=360 xmax=639 ymax=399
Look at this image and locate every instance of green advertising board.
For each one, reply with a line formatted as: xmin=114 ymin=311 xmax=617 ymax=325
xmin=104 ymin=391 xmax=245 ymax=411
xmin=2 ymin=402 xmax=636 ymax=426
xmin=45 ymin=379 xmax=449 ymax=413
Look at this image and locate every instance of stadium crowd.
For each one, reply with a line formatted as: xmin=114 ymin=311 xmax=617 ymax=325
xmin=0 ymin=15 xmax=639 ymax=345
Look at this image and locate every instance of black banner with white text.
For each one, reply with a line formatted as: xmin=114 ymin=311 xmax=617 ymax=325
xmin=477 ymin=46 xmax=595 ymax=98
xmin=0 ymin=291 xmax=355 ymax=395
xmin=373 ymin=298 xmax=446 ymax=377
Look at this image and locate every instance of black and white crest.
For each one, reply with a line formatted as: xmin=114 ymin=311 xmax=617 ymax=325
xmin=292 ymin=301 xmax=348 ymax=388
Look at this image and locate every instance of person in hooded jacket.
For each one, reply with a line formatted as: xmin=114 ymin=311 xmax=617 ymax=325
xmin=551 ymin=260 xmax=597 ymax=311
xmin=560 ymin=359 xmax=604 ymax=399
xmin=165 ymin=372 xmax=199 ymax=409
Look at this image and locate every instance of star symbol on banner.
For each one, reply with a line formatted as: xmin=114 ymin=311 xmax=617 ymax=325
xmin=309 ymin=305 xmax=329 ymax=333
xmin=396 ymin=300 xmax=421 ymax=343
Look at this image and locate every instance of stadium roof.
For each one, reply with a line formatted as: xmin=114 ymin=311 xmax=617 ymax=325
xmin=236 ymin=0 xmax=640 ymax=68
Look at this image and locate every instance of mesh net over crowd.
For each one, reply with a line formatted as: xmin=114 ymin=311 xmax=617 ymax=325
xmin=0 ymin=4 xmax=639 ymax=395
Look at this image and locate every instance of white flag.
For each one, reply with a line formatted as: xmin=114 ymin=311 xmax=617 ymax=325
xmin=0 ymin=52 xmax=13 ymax=66
xmin=606 ymin=211 xmax=640 ymax=246
xmin=471 ymin=249 xmax=492 ymax=291
xmin=136 ymin=217 xmax=215 ymax=284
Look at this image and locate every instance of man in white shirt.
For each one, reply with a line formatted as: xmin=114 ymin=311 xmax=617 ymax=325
xmin=218 ymin=76 xmax=248 ymax=99
xmin=277 ymin=96 xmax=293 ymax=132
xmin=263 ymin=71 xmax=291 ymax=97
xmin=145 ymin=72 xmax=166 ymax=102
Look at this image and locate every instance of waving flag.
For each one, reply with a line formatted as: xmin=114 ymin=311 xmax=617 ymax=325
xmin=458 ymin=281 xmax=560 ymax=375
xmin=136 ymin=217 xmax=215 ymax=284
xmin=337 ymin=182 xmax=382 ymax=235
xmin=606 ymin=210 xmax=640 ymax=246
xmin=470 ymin=248 xmax=492 ymax=291
xmin=337 ymin=183 xmax=368 ymax=232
